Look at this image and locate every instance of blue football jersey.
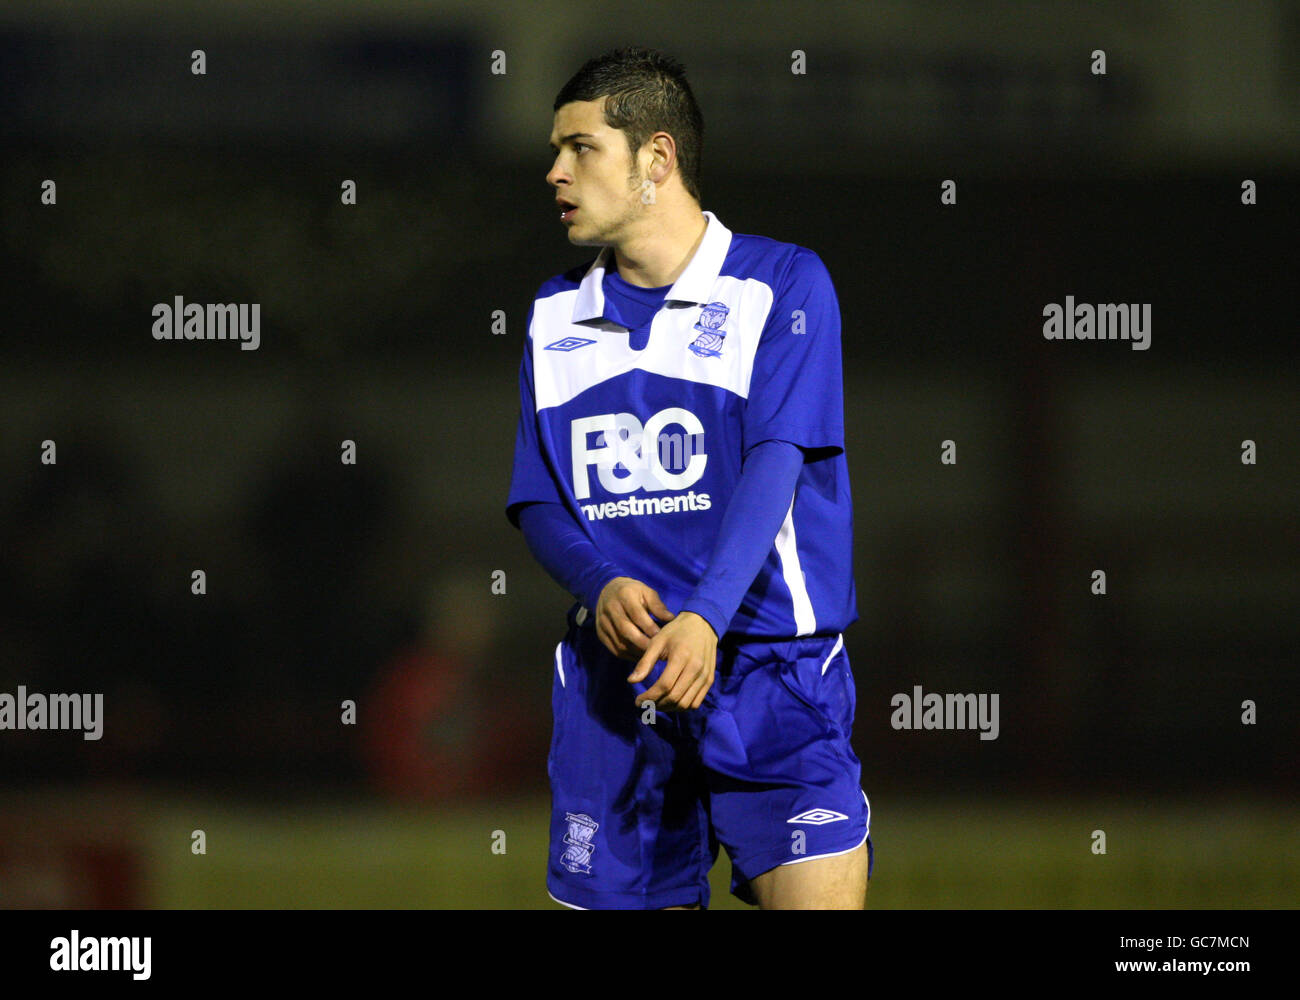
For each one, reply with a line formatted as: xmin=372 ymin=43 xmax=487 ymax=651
xmin=507 ymin=210 xmax=856 ymax=639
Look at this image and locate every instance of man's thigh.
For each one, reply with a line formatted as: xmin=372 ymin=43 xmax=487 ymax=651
xmin=701 ymin=634 xmax=873 ymax=907
xmin=749 ymin=841 xmax=870 ymax=910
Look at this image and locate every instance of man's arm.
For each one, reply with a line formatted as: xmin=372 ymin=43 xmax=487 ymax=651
xmin=517 ymin=501 xmax=676 ymax=660
xmin=627 ymin=439 xmax=803 ymax=711
xmin=516 ymin=501 xmax=623 ymax=614
xmin=678 ymin=438 xmax=805 ymax=640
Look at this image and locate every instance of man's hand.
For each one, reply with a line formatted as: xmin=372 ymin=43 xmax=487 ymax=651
xmin=627 ymin=611 xmax=718 ymax=712
xmin=595 ymin=576 xmax=675 ymax=660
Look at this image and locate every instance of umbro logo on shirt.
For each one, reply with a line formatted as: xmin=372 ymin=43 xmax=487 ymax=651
xmin=545 ymin=336 xmax=597 ymax=352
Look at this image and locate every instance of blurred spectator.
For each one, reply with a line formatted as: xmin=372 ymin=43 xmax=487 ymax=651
xmin=361 ymin=570 xmax=542 ymax=801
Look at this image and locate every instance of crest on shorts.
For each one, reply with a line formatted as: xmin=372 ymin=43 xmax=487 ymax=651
xmin=561 ymin=812 xmax=599 ymax=874
xmin=688 ymin=301 xmax=729 ymax=358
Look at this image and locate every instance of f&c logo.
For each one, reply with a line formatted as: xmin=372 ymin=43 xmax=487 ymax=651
xmin=570 ymin=408 xmax=707 ymax=500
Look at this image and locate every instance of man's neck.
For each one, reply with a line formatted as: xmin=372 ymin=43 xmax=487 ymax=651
xmin=613 ymin=208 xmax=708 ymax=289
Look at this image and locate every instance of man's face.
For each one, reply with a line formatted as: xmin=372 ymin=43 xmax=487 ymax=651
xmin=547 ymin=98 xmax=646 ymax=247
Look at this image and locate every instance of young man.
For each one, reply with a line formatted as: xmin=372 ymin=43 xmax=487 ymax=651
xmin=505 ymin=47 xmax=871 ymax=909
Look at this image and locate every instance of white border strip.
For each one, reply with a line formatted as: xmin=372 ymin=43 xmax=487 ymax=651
xmin=547 ymin=889 xmax=587 ymax=910
xmin=774 ymin=492 xmax=816 ymax=635
xmin=819 ymin=633 xmax=844 ymax=676
xmin=779 ymin=829 xmax=869 ymax=867
xmin=781 ymin=791 xmax=871 ymax=867
xmin=554 ymin=641 xmax=565 ymax=688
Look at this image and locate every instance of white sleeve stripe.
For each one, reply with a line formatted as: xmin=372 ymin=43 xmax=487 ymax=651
xmin=554 ymin=641 xmax=565 ymax=688
xmin=774 ymin=490 xmax=817 ymax=635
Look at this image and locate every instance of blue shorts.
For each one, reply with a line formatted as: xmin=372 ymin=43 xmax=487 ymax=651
xmin=546 ymin=604 xmax=873 ymax=909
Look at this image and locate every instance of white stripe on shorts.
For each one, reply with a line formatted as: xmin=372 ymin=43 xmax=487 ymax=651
xmin=820 ymin=632 xmax=844 ymax=675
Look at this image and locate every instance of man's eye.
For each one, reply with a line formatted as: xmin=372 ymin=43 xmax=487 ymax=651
xmin=575 ymin=143 xmax=590 ymax=153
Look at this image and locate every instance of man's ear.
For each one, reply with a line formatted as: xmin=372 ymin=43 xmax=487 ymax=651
xmin=650 ymin=134 xmax=676 ymax=182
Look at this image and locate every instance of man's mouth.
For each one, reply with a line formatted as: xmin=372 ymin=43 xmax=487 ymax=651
xmin=557 ymin=199 xmax=578 ymax=222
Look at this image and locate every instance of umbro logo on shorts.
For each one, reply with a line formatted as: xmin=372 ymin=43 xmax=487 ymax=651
xmin=787 ymin=808 xmax=849 ymax=826
xmin=545 ymin=336 xmax=596 ymax=351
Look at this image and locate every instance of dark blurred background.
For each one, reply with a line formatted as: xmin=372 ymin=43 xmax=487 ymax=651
xmin=0 ymin=0 xmax=1296 ymax=908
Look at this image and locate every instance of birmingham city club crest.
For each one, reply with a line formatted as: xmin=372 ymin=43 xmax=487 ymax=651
xmin=561 ymin=812 xmax=599 ymax=875
xmin=688 ymin=301 xmax=730 ymax=358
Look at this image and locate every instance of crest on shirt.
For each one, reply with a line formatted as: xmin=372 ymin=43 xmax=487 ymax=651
xmin=688 ymin=301 xmax=730 ymax=358
xmin=561 ymin=812 xmax=599 ymax=874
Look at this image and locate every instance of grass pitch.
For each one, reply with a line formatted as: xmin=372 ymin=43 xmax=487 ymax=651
xmin=135 ymin=792 xmax=1299 ymax=909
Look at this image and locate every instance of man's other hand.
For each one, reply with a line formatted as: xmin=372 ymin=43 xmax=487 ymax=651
xmin=627 ymin=611 xmax=718 ymax=712
xmin=595 ymin=576 xmax=675 ymax=660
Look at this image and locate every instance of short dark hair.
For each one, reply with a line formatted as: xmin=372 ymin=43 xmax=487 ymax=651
xmin=554 ymin=46 xmax=704 ymax=203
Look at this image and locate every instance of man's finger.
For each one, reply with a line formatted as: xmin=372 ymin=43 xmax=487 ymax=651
xmin=627 ymin=635 xmax=666 ymax=684
xmin=687 ymin=669 xmax=716 ymax=710
xmin=599 ymin=604 xmax=634 ymax=650
xmin=596 ymin=619 xmax=623 ymax=659
xmin=628 ymin=602 xmax=663 ymax=640
xmin=660 ymin=659 xmax=701 ymax=711
xmin=636 ymin=654 xmax=682 ymax=702
xmin=616 ymin=615 xmax=651 ymax=652
xmin=646 ymin=592 xmax=675 ymax=622
xmin=671 ymin=672 xmax=709 ymax=713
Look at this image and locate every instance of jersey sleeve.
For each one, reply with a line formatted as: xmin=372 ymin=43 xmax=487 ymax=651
xmin=741 ymin=248 xmax=846 ymax=459
xmin=505 ymin=304 xmax=566 ymax=529
xmin=518 ymin=500 xmax=625 ymax=612
xmin=680 ymin=438 xmax=804 ymax=639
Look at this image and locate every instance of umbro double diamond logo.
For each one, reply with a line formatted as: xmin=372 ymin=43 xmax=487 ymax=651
xmin=545 ymin=336 xmax=596 ymax=352
xmin=787 ymin=808 xmax=849 ymax=825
